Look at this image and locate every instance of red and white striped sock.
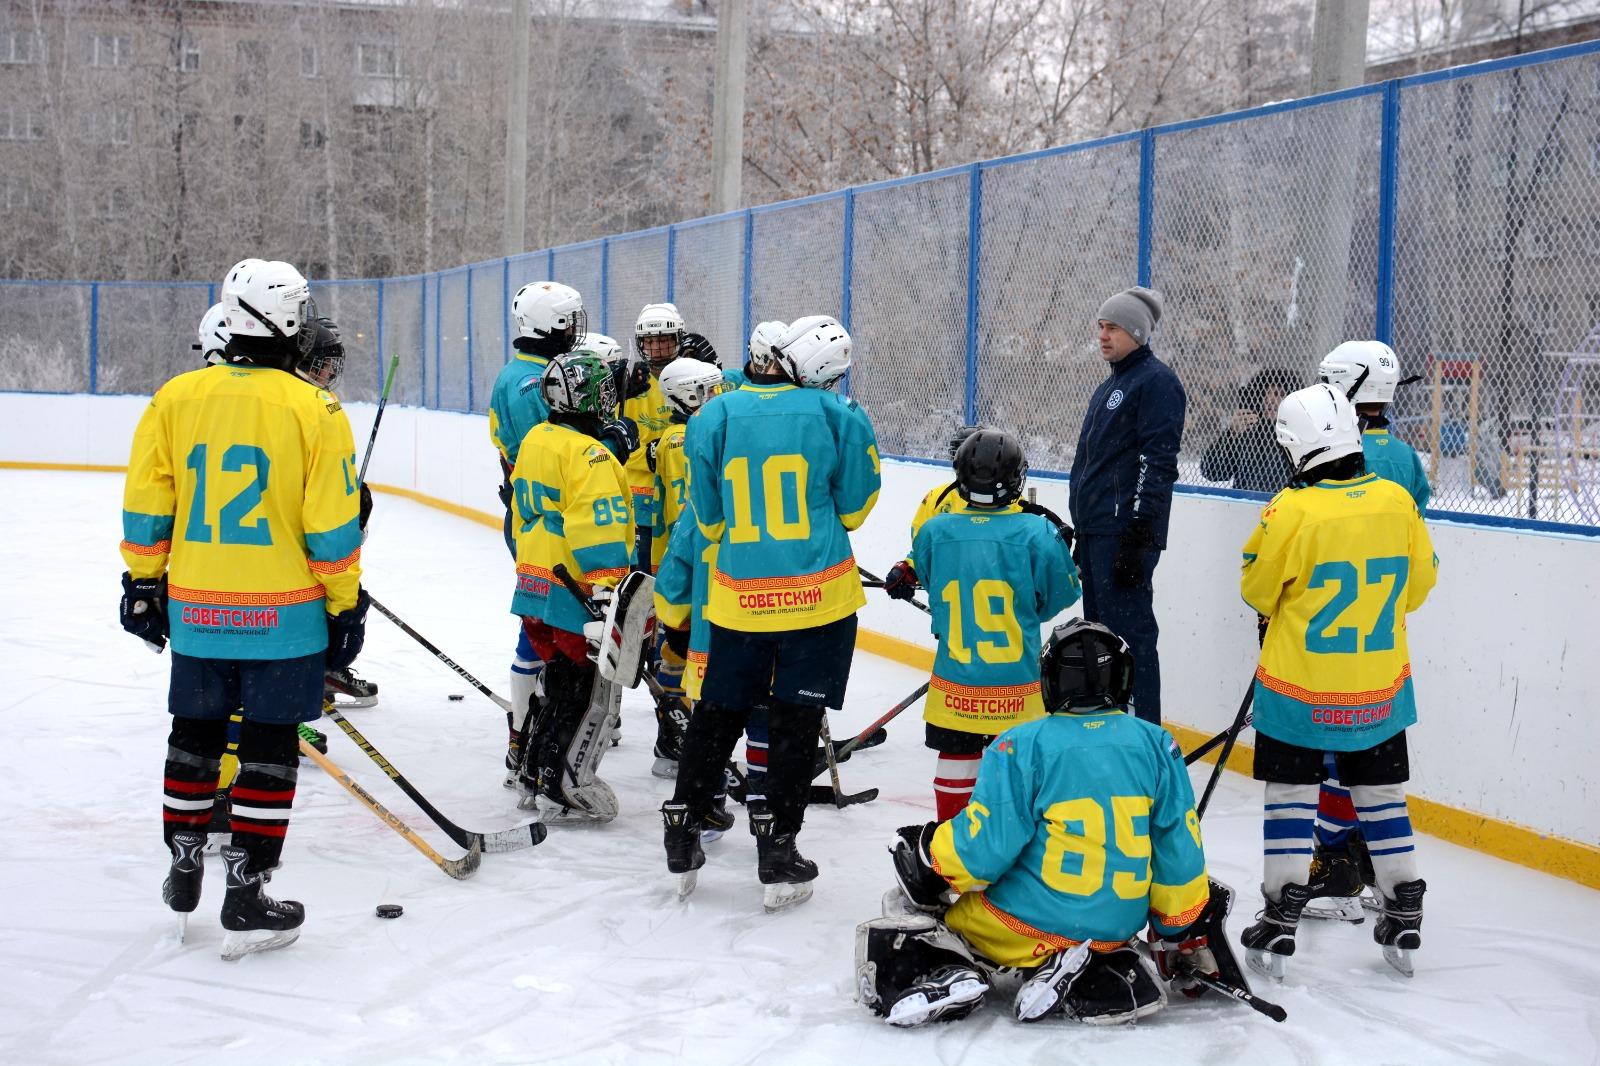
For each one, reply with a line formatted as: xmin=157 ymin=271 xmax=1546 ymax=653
xmin=933 ymin=753 xmax=982 ymax=821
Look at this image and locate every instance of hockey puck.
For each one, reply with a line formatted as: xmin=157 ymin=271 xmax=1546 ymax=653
xmin=375 ymin=904 xmax=404 ymax=919
xmin=448 ymin=694 xmax=465 ymax=702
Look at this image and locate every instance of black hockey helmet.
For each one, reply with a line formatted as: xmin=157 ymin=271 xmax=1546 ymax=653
xmin=1040 ymin=619 xmax=1134 ymax=714
xmin=296 ymin=316 xmax=344 ymax=389
xmin=947 ymin=423 xmax=984 ymax=463
xmin=953 ymin=428 xmax=1026 ymax=507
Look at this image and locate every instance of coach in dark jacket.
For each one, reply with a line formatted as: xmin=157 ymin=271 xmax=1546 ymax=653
xmin=1068 ymin=286 xmax=1185 ymax=723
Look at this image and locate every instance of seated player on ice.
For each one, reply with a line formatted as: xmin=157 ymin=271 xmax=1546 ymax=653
xmin=858 ymin=620 xmax=1242 ymax=1027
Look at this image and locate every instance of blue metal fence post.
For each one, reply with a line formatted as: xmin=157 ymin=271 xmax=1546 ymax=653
xmin=501 ymin=258 xmax=511 ymax=361
xmin=433 ymin=274 xmax=443 ymax=408
xmin=1137 ymin=129 xmax=1156 ymax=287
xmin=665 ymin=225 xmax=677 ymax=303
xmin=963 ymin=165 xmax=983 ymax=425
xmin=600 ymin=237 xmax=610 ymax=336
xmin=547 ymin=248 xmax=555 ymax=279
xmin=376 ymin=278 xmax=386 ymax=395
xmin=741 ymin=210 xmax=754 ymax=350
xmin=1375 ymin=80 xmax=1403 ymax=345
xmin=465 ymin=268 xmax=476 ymax=412
xmin=418 ymin=277 xmax=428 ymax=404
xmin=840 ymin=189 xmax=856 ymax=398
xmin=88 ymin=283 xmax=100 ymax=394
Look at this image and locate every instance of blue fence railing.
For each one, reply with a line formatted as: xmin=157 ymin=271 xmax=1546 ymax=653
xmin=6 ymin=39 xmax=1600 ymax=534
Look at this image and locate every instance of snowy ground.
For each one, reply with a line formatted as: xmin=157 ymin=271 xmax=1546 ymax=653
xmin=2 ymin=469 xmax=1597 ymax=1066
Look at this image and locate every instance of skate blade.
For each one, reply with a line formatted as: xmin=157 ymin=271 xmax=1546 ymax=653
xmin=675 ymin=870 xmax=698 ymax=902
xmin=700 ymin=825 xmax=726 ymax=845
xmin=762 ymin=882 xmax=814 ymax=913
xmin=327 ymin=694 xmax=378 ymax=709
xmin=1382 ymin=944 xmax=1415 ymax=978
xmin=650 ymin=757 xmax=679 ymax=780
xmin=887 ymin=980 xmax=986 ymax=1028
xmin=1303 ymin=896 xmax=1367 ymax=924
xmin=1247 ymin=949 xmax=1287 ymax=981
xmin=220 ymin=927 xmax=300 ymax=961
xmin=175 ymin=913 xmax=188 ymax=944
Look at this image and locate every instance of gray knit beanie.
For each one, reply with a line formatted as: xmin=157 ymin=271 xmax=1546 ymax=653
xmin=1096 ymin=287 xmax=1164 ymax=345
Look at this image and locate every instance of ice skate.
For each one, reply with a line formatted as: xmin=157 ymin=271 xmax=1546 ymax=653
xmin=324 ymin=666 xmax=378 ymax=709
xmin=752 ymin=812 xmax=817 ymax=912
xmin=296 ymin=721 xmax=328 ymax=755
xmin=162 ymin=830 xmax=206 ymax=943
xmin=1373 ymin=879 xmax=1426 ymax=977
xmin=1013 ymin=941 xmax=1091 ymax=1021
xmin=699 ymin=796 xmax=735 ymax=843
xmin=650 ymin=693 xmax=689 ymax=779
xmin=218 ymin=845 xmax=304 ymax=961
xmin=1303 ymin=844 xmax=1367 ymax=924
xmin=886 ymin=965 xmax=989 ymax=1027
xmin=1241 ymin=883 xmax=1311 ymax=980
xmin=662 ymin=802 xmax=704 ymax=901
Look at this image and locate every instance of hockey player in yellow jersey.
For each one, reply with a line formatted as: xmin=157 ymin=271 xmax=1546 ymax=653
xmin=624 ymin=303 xmax=687 ymax=567
xmin=122 ymin=258 xmax=367 ymax=959
xmin=507 ymin=350 xmax=636 ymax=821
xmin=857 ymin=621 xmax=1233 ymax=1027
xmin=1239 ymin=383 xmax=1437 ymax=979
xmin=880 ymin=424 xmax=992 ymax=602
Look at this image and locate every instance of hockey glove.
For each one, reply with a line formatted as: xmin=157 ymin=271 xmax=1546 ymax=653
xmin=1256 ymin=614 xmax=1270 ymax=648
xmin=1151 ymin=929 xmax=1220 ymax=1000
xmin=598 ymin=417 xmax=639 ymax=463
xmin=496 ymin=478 xmax=514 ymax=511
xmin=890 ymin=823 xmax=955 ymax=912
xmin=661 ymin=623 xmax=690 ymax=659
xmin=359 ymin=482 xmax=374 ymax=533
xmin=1112 ymin=519 xmax=1156 ymax=589
xmin=883 ymin=561 xmax=919 ymax=601
xmin=325 ymin=588 xmax=371 ymax=670
xmin=582 ymin=586 xmax=614 ymax=648
xmin=679 ymin=332 xmax=719 ymax=367
xmin=120 ymin=572 xmax=168 ymax=651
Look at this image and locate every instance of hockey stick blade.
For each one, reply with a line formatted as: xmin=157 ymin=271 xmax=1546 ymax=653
xmin=1182 ymin=970 xmax=1287 ymax=1023
xmin=369 ymin=596 xmax=513 ymax=713
xmin=808 ymin=784 xmax=877 ymax=806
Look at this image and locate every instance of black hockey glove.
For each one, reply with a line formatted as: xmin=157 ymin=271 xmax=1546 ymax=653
xmin=120 ymin=572 xmax=168 ymax=651
xmin=890 ymin=823 xmax=955 ymax=912
xmin=497 ymin=478 xmax=514 ymax=511
xmin=883 ymin=561 xmax=919 ymax=602
xmin=598 ymin=417 xmax=639 ymax=462
xmin=1112 ymin=519 xmax=1156 ymax=589
xmin=1019 ymin=499 xmax=1074 ymax=552
xmin=661 ymin=623 xmax=690 ymax=659
xmin=1256 ymin=614 xmax=1270 ymax=647
xmin=358 ymin=482 xmax=374 ymax=532
xmin=679 ymin=332 xmax=720 ymax=367
xmin=325 ymin=588 xmax=371 ymax=670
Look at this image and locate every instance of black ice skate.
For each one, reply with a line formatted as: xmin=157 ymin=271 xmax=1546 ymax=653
xmin=886 ymin=965 xmax=989 ymax=1028
xmin=651 ymin=693 xmax=689 ymax=779
xmin=324 ymin=667 xmax=378 ymax=709
xmin=751 ymin=811 xmax=817 ymax=912
xmin=1241 ymin=883 xmax=1312 ymax=980
xmin=1303 ymin=843 xmax=1368 ymax=924
xmin=162 ymin=830 xmax=206 ymax=942
xmin=1373 ymin=878 xmax=1426 ymax=977
xmin=219 ymin=845 xmax=304 ymax=961
xmin=662 ymin=802 xmax=705 ymax=901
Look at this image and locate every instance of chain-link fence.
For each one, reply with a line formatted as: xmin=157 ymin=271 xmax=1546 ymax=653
xmin=6 ymin=41 xmax=1600 ymax=532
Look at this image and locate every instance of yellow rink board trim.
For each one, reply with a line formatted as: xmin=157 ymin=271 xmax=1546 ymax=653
xmin=18 ymin=461 xmax=1596 ymax=891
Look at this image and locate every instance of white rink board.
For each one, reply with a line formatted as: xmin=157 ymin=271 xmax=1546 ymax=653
xmin=1 ymin=390 xmax=1596 ymax=846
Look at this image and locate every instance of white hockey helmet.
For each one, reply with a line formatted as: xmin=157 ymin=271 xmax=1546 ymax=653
xmin=512 ymin=282 xmax=585 ymax=348
xmin=223 ymin=259 xmax=317 ymax=358
xmin=773 ymin=315 xmax=852 ymax=390
xmin=1276 ymin=383 xmax=1363 ymax=477
xmin=196 ymin=301 xmax=231 ymax=365
xmin=657 ymin=357 xmax=729 ymax=417
xmin=1318 ymin=340 xmax=1402 ymax=406
xmin=747 ymin=320 xmax=787 ymax=370
xmin=579 ymin=332 xmax=623 ymax=364
xmin=635 ymin=302 xmax=686 ymax=365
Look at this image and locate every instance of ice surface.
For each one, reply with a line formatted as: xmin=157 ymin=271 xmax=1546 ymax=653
xmin=2 ymin=470 xmax=1597 ymax=1066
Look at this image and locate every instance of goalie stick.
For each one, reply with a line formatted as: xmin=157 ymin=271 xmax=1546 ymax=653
xmin=299 ymin=740 xmax=481 ymax=880
xmin=323 ymin=707 xmax=547 ymax=854
xmin=369 ymin=595 xmax=514 ymax=713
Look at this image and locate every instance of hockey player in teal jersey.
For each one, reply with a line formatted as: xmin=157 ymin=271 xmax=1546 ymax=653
xmin=856 ymin=620 xmax=1226 ymax=1027
xmin=906 ymin=428 xmax=1080 ymax=820
xmin=662 ymin=314 xmax=880 ymax=911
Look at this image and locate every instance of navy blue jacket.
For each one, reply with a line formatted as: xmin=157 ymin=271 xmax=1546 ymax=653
xmin=1068 ymin=347 xmax=1186 ymax=547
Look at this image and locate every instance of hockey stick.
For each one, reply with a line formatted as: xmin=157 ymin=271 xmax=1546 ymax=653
xmin=856 ymin=566 xmax=932 ymax=615
xmin=356 ymin=354 xmax=401 ymax=486
xmin=818 ymin=712 xmax=878 ymax=807
xmin=1184 ymin=709 xmax=1255 ymax=767
xmin=299 ymin=739 xmax=481 ymax=880
xmin=323 ymin=708 xmax=547 ymax=854
xmin=1196 ymin=685 xmax=1254 ymax=821
xmin=369 ymin=595 xmax=514 ymax=713
xmin=1173 ymin=961 xmax=1287 ymax=1023
xmin=833 ymin=681 xmax=929 ymax=762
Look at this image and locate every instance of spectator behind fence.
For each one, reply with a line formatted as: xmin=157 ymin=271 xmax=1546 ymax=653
xmin=1199 ymin=366 xmax=1299 ymax=493
xmin=1068 ymin=287 xmax=1185 ymax=725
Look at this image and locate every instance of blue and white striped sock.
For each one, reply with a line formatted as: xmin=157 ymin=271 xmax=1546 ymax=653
xmin=1262 ymin=781 xmax=1320 ymax=897
xmin=1350 ymin=783 xmax=1418 ymax=896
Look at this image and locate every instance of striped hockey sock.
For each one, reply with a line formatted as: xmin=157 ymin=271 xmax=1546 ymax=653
xmin=1350 ymin=784 xmax=1418 ymax=896
xmin=1262 ymin=781 xmax=1320 ymax=896
xmin=229 ymin=721 xmax=300 ymax=873
xmin=164 ymin=718 xmax=228 ymax=848
xmin=933 ymin=753 xmax=981 ymax=822
xmin=1315 ymin=755 xmax=1357 ymax=849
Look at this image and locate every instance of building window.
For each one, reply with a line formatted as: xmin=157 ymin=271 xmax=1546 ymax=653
xmin=0 ymin=30 xmax=43 ymax=65
xmin=296 ymin=189 xmax=327 ymax=225
xmin=94 ymin=187 xmax=132 ymax=219
xmin=90 ymin=108 xmax=134 ymax=146
xmin=0 ymin=107 xmax=46 ymax=141
xmin=177 ymin=34 xmax=200 ymax=72
xmin=359 ymin=43 xmax=398 ymax=78
xmin=355 ymin=110 xmax=397 ymax=152
xmin=89 ymin=34 xmax=131 ymax=69
xmin=299 ymin=119 xmax=325 ymax=150
xmin=300 ymin=44 xmax=318 ymax=77
xmin=438 ymin=55 xmax=462 ymax=82
xmin=1 ymin=179 xmax=36 ymax=212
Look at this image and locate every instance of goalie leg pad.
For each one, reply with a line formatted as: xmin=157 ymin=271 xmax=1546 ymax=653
xmin=1063 ymin=946 xmax=1167 ymax=1025
xmin=855 ymin=915 xmax=983 ymax=1017
xmin=523 ymin=657 xmax=617 ymax=821
xmin=597 ymin=570 xmax=656 ymax=687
